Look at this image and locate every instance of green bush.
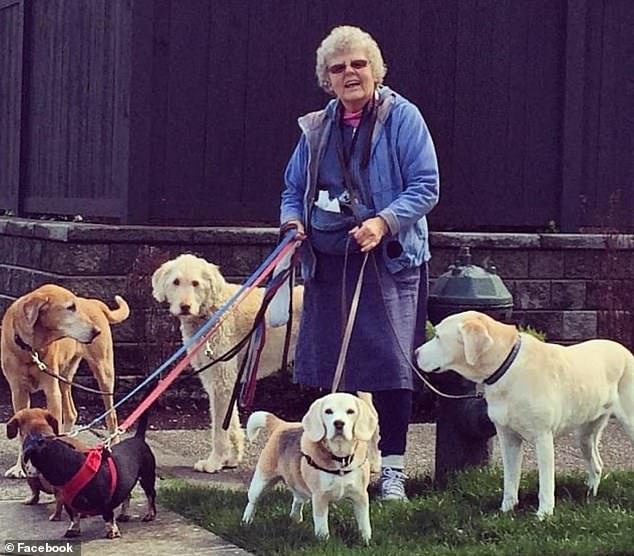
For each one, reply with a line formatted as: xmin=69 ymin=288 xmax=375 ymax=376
xmin=518 ymin=324 xmax=547 ymax=342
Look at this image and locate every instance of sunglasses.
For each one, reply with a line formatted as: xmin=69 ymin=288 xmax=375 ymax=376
xmin=328 ymin=59 xmax=370 ymax=74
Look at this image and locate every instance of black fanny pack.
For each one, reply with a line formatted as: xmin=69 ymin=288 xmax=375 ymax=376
xmin=310 ymin=203 xmax=374 ymax=256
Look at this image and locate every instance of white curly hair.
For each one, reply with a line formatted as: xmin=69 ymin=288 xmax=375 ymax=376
xmin=315 ymin=25 xmax=387 ymax=95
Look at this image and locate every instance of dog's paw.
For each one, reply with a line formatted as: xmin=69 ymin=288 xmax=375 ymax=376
xmin=369 ymin=457 xmax=381 ymax=474
xmin=223 ymin=462 xmax=239 ymax=470
xmin=194 ymin=458 xmax=224 ymax=474
xmin=106 ymin=523 xmax=121 ymax=539
xmin=49 ymin=512 xmax=63 ymax=522
xmin=314 ymin=528 xmax=330 ymax=541
xmin=500 ymin=497 xmax=518 ymax=512
xmin=23 ymin=494 xmax=39 ymax=505
xmin=241 ymin=505 xmax=255 ymax=525
xmin=585 ymin=475 xmax=601 ymax=497
xmin=536 ymin=507 xmax=554 ymax=520
xmin=5 ymin=464 xmax=26 ymax=479
xmin=64 ymin=528 xmax=81 ymax=538
xmin=117 ymin=514 xmax=131 ymax=523
xmin=223 ymin=454 xmax=242 ymax=469
xmin=106 ymin=529 xmax=121 ymax=539
xmin=142 ymin=511 xmax=156 ymax=522
xmin=289 ymin=508 xmax=303 ymax=523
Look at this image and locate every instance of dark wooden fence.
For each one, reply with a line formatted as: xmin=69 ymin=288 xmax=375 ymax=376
xmin=1 ymin=0 xmax=632 ymax=232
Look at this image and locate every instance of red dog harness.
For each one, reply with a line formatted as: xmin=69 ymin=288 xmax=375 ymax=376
xmin=61 ymin=447 xmax=118 ymax=514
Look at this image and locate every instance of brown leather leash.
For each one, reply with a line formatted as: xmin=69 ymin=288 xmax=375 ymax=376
xmin=330 ymin=250 xmax=369 ymax=393
xmin=328 ymin=249 xmax=484 ymax=400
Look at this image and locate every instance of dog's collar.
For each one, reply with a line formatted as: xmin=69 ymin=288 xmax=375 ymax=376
xmin=483 ymin=334 xmax=522 ymax=386
xmin=301 ymin=452 xmax=362 ymax=476
xmin=23 ymin=432 xmax=50 ymax=452
xmin=330 ymin=452 xmax=355 ymax=467
xmin=14 ymin=333 xmax=33 ymax=352
xmin=21 ymin=433 xmax=57 ymax=474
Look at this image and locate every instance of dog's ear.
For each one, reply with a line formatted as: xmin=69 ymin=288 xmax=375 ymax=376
xmin=6 ymin=416 xmax=19 ymax=439
xmin=45 ymin=412 xmax=59 ymax=435
xmin=459 ymin=319 xmax=494 ymax=365
xmin=302 ymin=398 xmax=326 ymax=443
xmin=202 ymin=261 xmax=225 ymax=299
xmin=151 ymin=260 xmax=173 ymax=302
xmin=21 ymin=294 xmax=48 ymax=331
xmin=354 ymin=397 xmax=378 ymax=442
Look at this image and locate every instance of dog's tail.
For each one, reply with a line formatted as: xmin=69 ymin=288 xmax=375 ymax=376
xmin=96 ymin=295 xmax=130 ymax=324
xmin=246 ymin=411 xmax=283 ymax=441
xmin=135 ymin=408 xmax=151 ymax=441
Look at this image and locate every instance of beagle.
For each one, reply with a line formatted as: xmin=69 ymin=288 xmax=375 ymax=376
xmin=242 ymin=392 xmax=378 ymax=543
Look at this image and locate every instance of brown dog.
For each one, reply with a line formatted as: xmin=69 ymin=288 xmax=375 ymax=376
xmin=1 ymin=284 xmax=129 ymax=478
xmin=6 ymin=408 xmax=87 ymax=520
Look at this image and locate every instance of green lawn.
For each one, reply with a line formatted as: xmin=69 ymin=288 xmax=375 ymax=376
xmin=159 ymin=468 xmax=634 ymax=556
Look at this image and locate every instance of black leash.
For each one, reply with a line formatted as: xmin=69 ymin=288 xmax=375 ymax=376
xmin=367 ymin=256 xmax=484 ymax=400
xmin=14 ymin=334 xmax=114 ymax=396
xmin=221 ymin=260 xmax=298 ymax=429
xmin=179 ymin=252 xmax=299 ymax=381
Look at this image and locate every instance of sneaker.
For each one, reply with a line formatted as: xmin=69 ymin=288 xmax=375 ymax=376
xmin=377 ymin=466 xmax=408 ymax=501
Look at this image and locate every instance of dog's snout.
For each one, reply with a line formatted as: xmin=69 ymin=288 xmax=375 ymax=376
xmin=180 ymin=304 xmax=191 ymax=315
xmin=333 ymin=420 xmax=345 ymax=430
xmin=91 ymin=326 xmax=101 ymax=340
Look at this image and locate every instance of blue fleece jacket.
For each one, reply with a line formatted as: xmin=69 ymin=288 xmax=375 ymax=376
xmin=281 ymin=86 xmax=439 ymax=279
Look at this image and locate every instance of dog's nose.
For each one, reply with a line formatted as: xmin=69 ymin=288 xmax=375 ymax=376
xmin=91 ymin=327 xmax=101 ymax=340
xmin=333 ymin=420 xmax=344 ymax=430
xmin=180 ymin=304 xmax=191 ymax=314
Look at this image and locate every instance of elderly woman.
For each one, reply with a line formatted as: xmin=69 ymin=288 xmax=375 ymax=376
xmin=280 ymin=25 xmax=439 ymax=501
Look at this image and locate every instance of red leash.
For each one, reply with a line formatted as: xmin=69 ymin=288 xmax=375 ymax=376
xmin=118 ymin=238 xmax=302 ymax=435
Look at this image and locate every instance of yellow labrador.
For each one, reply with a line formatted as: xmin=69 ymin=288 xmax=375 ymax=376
xmin=1 ymin=284 xmax=129 ymax=478
xmin=415 ymin=310 xmax=634 ymax=518
xmin=242 ymin=393 xmax=378 ymax=543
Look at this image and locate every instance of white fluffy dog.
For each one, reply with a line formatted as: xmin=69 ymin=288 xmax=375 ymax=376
xmin=415 ymin=310 xmax=634 ymax=518
xmin=152 ymin=253 xmax=304 ymax=473
xmin=242 ymin=393 xmax=378 ymax=543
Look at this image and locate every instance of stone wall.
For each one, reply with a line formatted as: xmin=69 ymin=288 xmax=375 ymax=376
xmin=1 ymin=218 xmax=632 ymax=393
xmin=428 ymin=232 xmax=633 ymax=348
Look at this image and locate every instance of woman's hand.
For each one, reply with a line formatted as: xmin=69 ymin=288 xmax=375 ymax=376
xmin=349 ymin=216 xmax=388 ymax=252
xmin=281 ymin=219 xmax=305 ymax=236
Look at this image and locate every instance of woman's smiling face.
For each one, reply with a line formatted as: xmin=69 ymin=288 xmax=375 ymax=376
xmin=327 ymin=48 xmax=375 ymax=112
